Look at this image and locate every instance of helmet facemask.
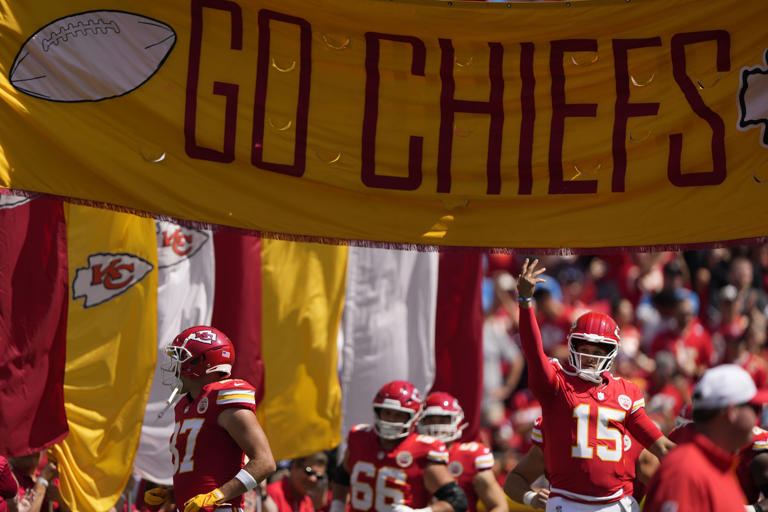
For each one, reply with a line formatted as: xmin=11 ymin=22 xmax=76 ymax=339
xmin=373 ymin=401 xmax=419 ymax=440
xmin=568 ymin=335 xmax=618 ymax=384
xmin=417 ymin=412 xmax=466 ymax=442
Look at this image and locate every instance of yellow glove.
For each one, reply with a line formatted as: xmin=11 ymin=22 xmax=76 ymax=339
xmin=183 ymin=488 xmax=225 ymax=512
xmin=144 ymin=487 xmax=172 ymax=506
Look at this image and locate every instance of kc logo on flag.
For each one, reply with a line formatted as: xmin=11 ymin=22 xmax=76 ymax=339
xmin=155 ymin=221 xmax=210 ymax=268
xmin=73 ymin=253 xmax=154 ymax=308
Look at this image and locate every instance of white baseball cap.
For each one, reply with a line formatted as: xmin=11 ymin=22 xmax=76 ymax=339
xmin=692 ymin=364 xmax=768 ymax=410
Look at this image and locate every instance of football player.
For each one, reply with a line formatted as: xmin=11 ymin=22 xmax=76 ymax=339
xmin=416 ymin=392 xmax=508 ymax=512
xmin=516 ymin=259 xmax=675 ymax=511
xmin=503 ymin=417 xmax=658 ymax=510
xmin=144 ymin=326 xmax=276 ymax=512
xmin=331 ymin=381 xmax=468 ymax=512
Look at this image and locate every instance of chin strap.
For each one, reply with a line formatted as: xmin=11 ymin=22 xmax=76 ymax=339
xmin=577 ymin=370 xmax=603 ymax=384
xmin=157 ymin=382 xmax=182 ymax=420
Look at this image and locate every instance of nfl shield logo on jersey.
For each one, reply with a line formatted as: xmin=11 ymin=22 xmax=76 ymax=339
xmin=618 ymin=394 xmax=632 ymax=411
xmin=396 ymin=451 xmax=413 ymax=468
xmin=448 ymin=461 xmax=463 ymax=477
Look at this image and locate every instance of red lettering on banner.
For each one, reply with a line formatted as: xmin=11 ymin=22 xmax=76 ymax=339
xmin=549 ymin=39 xmax=599 ymax=195
xmin=437 ymin=39 xmax=505 ymax=194
xmin=252 ymin=10 xmax=312 ymax=177
xmin=361 ymin=33 xmax=426 ymax=190
xmin=91 ymin=259 xmax=135 ymax=290
xmin=668 ymin=30 xmax=730 ymax=187
xmin=612 ymin=38 xmax=661 ymax=192
xmin=518 ymin=42 xmax=536 ymax=195
xmin=185 ymin=0 xmax=243 ymax=162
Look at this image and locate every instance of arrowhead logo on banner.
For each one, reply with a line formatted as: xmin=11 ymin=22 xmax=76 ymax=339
xmin=0 ymin=190 xmax=37 ymax=209
xmin=72 ymin=253 xmax=154 ymax=308
xmin=738 ymin=49 xmax=768 ymax=147
xmin=155 ymin=221 xmax=210 ymax=268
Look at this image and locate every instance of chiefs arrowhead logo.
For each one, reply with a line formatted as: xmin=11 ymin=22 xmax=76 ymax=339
xmin=738 ymin=49 xmax=768 ymax=147
xmin=155 ymin=221 xmax=210 ymax=268
xmin=0 ymin=190 xmax=37 ymax=209
xmin=73 ymin=253 xmax=154 ymax=308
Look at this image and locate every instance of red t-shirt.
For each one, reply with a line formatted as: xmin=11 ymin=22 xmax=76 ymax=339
xmin=644 ymin=433 xmax=747 ymax=512
xmin=172 ymin=378 xmax=257 ymax=510
xmin=518 ymin=307 xmax=662 ymax=503
xmin=345 ymin=426 xmax=447 ymax=511
xmin=446 ymin=442 xmax=494 ymax=512
xmin=267 ymin=477 xmax=314 ymax=512
xmin=650 ymin=319 xmax=714 ymax=375
xmin=0 ymin=457 xmax=17 ymax=512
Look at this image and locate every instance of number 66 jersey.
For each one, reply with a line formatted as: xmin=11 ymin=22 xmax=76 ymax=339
xmin=345 ymin=425 xmax=449 ymax=511
xmin=171 ymin=379 xmax=257 ymax=509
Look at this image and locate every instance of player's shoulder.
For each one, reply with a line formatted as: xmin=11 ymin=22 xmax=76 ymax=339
xmin=452 ymin=440 xmax=492 ymax=457
xmin=207 ymin=378 xmax=257 ymax=407
xmin=607 ymin=374 xmax=644 ymax=397
xmin=405 ymin=433 xmax=448 ymax=457
xmin=349 ymin=423 xmax=375 ymax=435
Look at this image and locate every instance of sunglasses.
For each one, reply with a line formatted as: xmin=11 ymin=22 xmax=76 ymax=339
xmin=303 ymin=466 xmax=326 ymax=479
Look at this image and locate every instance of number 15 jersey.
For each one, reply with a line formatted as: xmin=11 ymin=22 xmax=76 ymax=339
xmin=346 ymin=425 xmax=448 ymax=512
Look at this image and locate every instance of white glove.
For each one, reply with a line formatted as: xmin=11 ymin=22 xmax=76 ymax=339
xmin=391 ymin=504 xmax=431 ymax=512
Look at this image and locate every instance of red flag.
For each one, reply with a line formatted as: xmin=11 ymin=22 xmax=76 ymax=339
xmin=433 ymin=253 xmax=484 ymax=442
xmin=0 ymin=194 xmax=68 ymax=455
xmin=211 ymin=231 xmax=264 ymax=405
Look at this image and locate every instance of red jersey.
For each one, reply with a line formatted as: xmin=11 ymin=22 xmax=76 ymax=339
xmin=737 ymin=426 xmax=768 ymax=502
xmin=267 ymin=477 xmax=314 ymax=512
xmin=530 ymin=416 xmax=644 ymax=497
xmin=518 ymin=308 xmax=663 ymax=503
xmin=446 ymin=442 xmax=494 ymax=512
xmin=172 ymin=379 xmax=257 ymax=510
xmin=346 ymin=425 xmax=448 ymax=511
xmin=644 ymin=433 xmax=747 ymax=512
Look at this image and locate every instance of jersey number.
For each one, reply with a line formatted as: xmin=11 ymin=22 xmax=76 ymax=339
xmin=351 ymin=462 xmax=406 ymax=512
xmin=170 ymin=418 xmax=204 ymax=473
xmin=571 ymin=404 xmax=626 ymax=462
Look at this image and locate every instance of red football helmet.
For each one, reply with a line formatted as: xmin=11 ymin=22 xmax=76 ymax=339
xmin=164 ymin=326 xmax=235 ymax=384
xmin=567 ymin=312 xmax=620 ymax=383
xmin=372 ymin=380 xmax=423 ymax=440
xmin=417 ymin=391 xmax=466 ymax=442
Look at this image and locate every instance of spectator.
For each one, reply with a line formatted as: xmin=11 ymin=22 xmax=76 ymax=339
xmin=267 ymin=453 xmax=328 ymax=512
xmin=0 ymin=455 xmax=18 ymax=512
xmin=650 ymin=297 xmax=714 ymax=378
xmin=645 ymin=364 xmax=768 ymax=512
xmin=8 ymin=452 xmax=63 ymax=512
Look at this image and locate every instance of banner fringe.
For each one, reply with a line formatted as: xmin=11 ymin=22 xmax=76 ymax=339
xmin=6 ymin=188 xmax=767 ymax=255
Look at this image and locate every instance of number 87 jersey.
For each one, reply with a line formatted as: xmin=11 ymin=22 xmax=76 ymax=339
xmin=345 ymin=424 xmax=449 ymax=511
xmin=171 ymin=379 xmax=257 ymax=509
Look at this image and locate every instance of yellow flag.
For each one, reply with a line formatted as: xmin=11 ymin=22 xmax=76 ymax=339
xmin=260 ymin=240 xmax=347 ymax=459
xmin=51 ymin=205 xmax=157 ymax=512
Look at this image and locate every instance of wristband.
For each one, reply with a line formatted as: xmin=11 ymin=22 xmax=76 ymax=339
xmin=234 ymin=468 xmax=258 ymax=491
xmin=522 ymin=491 xmax=536 ymax=507
xmin=36 ymin=477 xmax=50 ymax=488
xmin=518 ymin=296 xmax=533 ymax=303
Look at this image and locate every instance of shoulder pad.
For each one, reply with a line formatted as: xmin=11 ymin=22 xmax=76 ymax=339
xmin=350 ymin=424 xmax=373 ymax=433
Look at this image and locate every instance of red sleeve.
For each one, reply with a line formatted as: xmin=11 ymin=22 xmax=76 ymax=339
xmin=0 ymin=457 xmax=17 ymax=499
xmin=518 ymin=306 xmax=557 ymax=400
xmin=626 ymin=406 xmax=663 ymax=448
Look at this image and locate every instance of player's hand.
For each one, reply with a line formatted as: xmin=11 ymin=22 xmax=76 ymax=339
xmin=517 ymin=258 xmax=546 ymax=299
xmin=183 ymin=488 xmax=224 ymax=512
xmin=530 ymin=488 xmax=549 ymax=509
xmin=144 ymin=487 xmax=172 ymax=506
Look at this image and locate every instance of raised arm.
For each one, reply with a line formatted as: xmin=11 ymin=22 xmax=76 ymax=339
xmin=516 ymin=258 xmax=557 ymax=399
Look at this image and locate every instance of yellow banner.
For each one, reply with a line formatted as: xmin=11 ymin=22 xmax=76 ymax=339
xmin=52 ymin=205 xmax=157 ymax=512
xmin=260 ymin=240 xmax=347 ymax=459
xmin=1 ymin=0 xmax=767 ymax=249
